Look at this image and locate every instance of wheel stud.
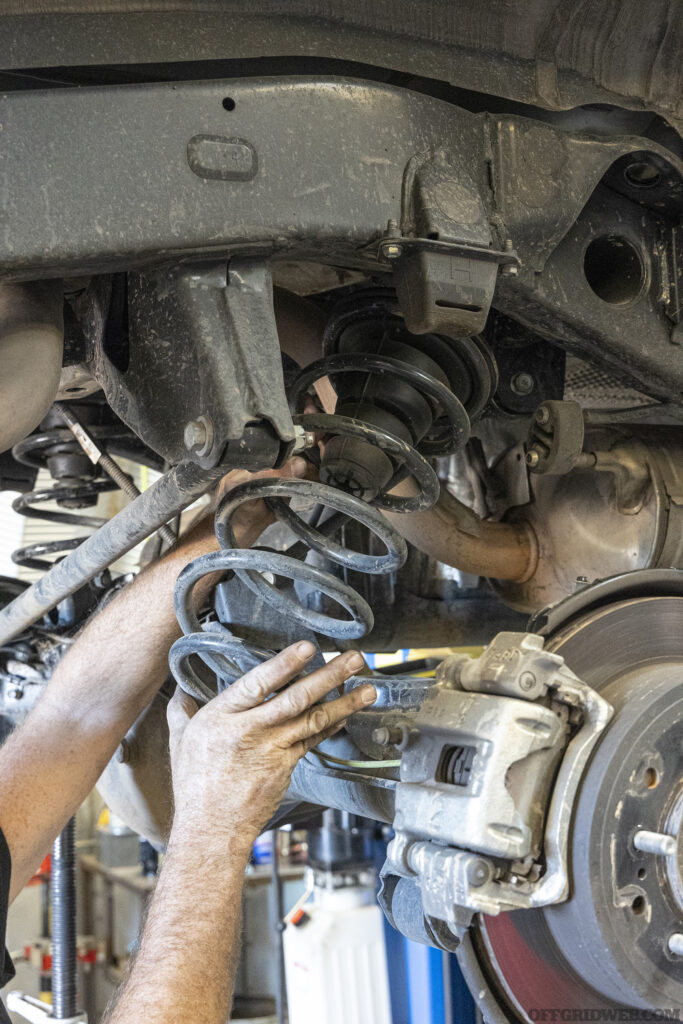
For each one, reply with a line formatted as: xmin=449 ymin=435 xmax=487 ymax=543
xmin=633 ymin=830 xmax=676 ymax=856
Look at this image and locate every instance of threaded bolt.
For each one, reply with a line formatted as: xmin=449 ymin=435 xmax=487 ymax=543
xmin=633 ymin=829 xmax=676 ymax=856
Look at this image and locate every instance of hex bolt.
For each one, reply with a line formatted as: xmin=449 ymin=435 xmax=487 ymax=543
xmin=633 ymin=829 xmax=677 ymax=856
xmin=383 ymin=243 xmax=403 ymax=260
xmin=372 ymin=726 xmax=404 ymax=746
xmin=535 ymin=405 xmax=551 ymax=426
xmin=184 ymin=419 xmax=208 ymax=451
xmin=511 ymin=372 xmax=535 ymax=396
xmin=526 ymin=449 xmax=540 ymax=469
xmin=668 ymin=934 xmax=683 ymax=956
xmin=467 ymin=860 xmax=490 ymax=888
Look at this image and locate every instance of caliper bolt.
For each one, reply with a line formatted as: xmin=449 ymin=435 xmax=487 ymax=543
xmin=525 ymin=449 xmax=540 ymax=469
xmin=467 ymin=860 xmax=491 ymax=888
xmin=668 ymin=934 xmax=683 ymax=956
xmin=633 ymin=830 xmax=676 ymax=856
xmin=372 ymin=726 xmax=404 ymax=747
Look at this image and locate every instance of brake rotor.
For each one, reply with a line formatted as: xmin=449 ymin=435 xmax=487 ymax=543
xmin=461 ymin=592 xmax=683 ymax=1020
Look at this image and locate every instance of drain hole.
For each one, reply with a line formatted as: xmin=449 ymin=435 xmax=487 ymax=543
xmin=644 ymin=766 xmax=659 ymax=789
xmin=631 ymin=895 xmax=647 ymax=915
xmin=584 ymin=236 xmax=645 ymax=305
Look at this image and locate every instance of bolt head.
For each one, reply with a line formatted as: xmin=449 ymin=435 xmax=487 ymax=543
xmin=184 ymin=419 xmax=207 ymax=451
xmin=526 ymin=449 xmax=540 ymax=468
xmin=511 ymin=372 xmax=534 ymax=396
xmin=535 ymin=405 xmax=551 ymax=425
xmin=383 ymin=243 xmax=403 ymax=260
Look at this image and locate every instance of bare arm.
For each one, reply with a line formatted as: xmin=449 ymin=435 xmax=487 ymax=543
xmin=104 ymin=644 xmax=376 ymax=1024
xmin=0 ymin=460 xmax=305 ymax=900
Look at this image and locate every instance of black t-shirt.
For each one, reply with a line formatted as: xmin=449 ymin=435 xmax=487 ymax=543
xmin=0 ymin=828 xmax=15 ymax=1023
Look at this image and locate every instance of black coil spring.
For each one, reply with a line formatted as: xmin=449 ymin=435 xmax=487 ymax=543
xmin=170 ymin=344 xmax=473 ymax=703
xmin=10 ymin=425 xmax=132 ymax=571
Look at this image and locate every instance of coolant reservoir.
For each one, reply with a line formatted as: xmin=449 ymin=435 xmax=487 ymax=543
xmin=283 ymin=874 xmax=392 ymax=1024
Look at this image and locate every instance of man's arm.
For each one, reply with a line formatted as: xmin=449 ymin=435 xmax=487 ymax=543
xmin=104 ymin=643 xmax=376 ymax=1024
xmin=0 ymin=460 xmax=306 ymax=901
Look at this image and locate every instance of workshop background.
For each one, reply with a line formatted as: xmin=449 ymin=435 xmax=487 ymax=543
xmin=0 ymin=479 xmax=478 ymax=1024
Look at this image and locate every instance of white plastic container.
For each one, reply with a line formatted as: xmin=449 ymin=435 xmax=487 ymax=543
xmin=284 ymin=884 xmax=392 ymax=1024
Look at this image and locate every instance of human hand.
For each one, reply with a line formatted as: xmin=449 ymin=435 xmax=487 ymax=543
xmin=166 ymin=643 xmax=375 ymax=859
xmin=215 ymin=455 xmax=314 ymax=548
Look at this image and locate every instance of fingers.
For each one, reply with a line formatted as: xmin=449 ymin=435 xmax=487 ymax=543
xmin=255 ymin=650 xmax=368 ymax=727
xmin=217 ymin=641 xmax=317 ymax=713
xmin=290 ymin=720 xmax=347 ymax=762
xmin=278 ymin=682 xmax=377 ymax=746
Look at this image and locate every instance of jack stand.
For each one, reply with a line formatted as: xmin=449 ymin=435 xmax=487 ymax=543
xmin=8 ymin=818 xmax=87 ymax=1023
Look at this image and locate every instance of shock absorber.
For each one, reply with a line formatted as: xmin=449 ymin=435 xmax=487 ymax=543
xmin=10 ymin=405 xmax=172 ymax=574
xmin=170 ymin=290 xmax=496 ymax=701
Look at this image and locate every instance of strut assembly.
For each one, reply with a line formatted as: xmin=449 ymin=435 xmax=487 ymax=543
xmin=169 ymin=291 xmax=493 ymax=697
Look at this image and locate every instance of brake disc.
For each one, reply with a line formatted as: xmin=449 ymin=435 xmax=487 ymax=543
xmin=460 ymin=590 xmax=683 ymax=1020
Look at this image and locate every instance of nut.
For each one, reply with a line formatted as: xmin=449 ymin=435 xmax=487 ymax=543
xmin=383 ymin=243 xmax=403 ymax=260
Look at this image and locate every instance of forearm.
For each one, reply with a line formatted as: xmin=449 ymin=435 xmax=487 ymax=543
xmin=104 ymin=832 xmax=251 ymax=1024
xmin=0 ymin=518 xmax=219 ymax=897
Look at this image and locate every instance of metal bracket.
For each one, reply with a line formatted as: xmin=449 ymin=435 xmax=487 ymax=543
xmin=92 ymin=258 xmax=295 ymax=466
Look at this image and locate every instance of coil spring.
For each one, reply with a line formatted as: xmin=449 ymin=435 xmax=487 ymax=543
xmin=11 ymin=424 xmax=134 ymax=571
xmin=170 ymin=341 xmax=474 ymax=704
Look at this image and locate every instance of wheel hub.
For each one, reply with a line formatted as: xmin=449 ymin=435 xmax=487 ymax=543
xmin=472 ymin=594 xmax=683 ymax=1018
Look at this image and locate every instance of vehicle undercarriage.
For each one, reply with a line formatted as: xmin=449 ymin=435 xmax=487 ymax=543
xmin=0 ymin=4 xmax=682 ymax=1018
